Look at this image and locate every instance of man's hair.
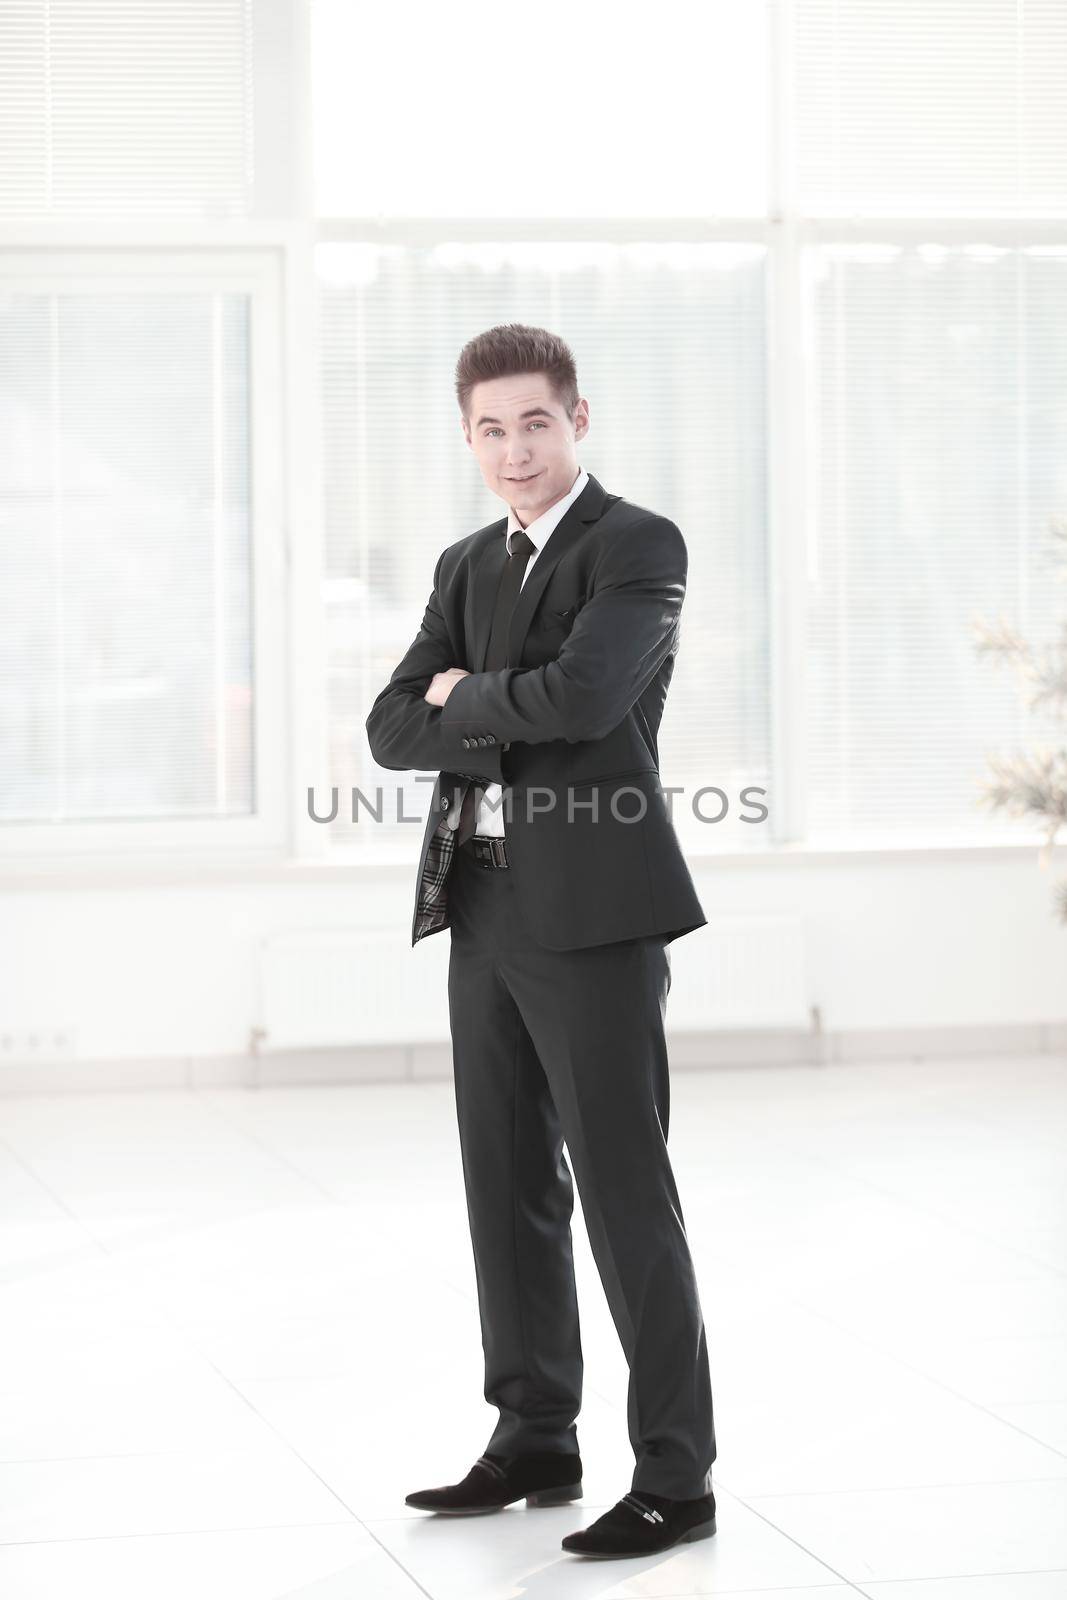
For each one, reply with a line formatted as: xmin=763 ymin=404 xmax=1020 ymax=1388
xmin=455 ymin=323 xmax=579 ymax=424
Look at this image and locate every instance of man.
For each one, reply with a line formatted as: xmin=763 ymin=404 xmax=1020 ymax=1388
xmin=365 ymin=324 xmax=717 ymax=1559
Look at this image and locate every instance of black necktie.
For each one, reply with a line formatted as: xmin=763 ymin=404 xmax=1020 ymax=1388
xmin=454 ymin=528 xmax=537 ymax=845
xmin=485 ymin=527 xmax=536 ymax=671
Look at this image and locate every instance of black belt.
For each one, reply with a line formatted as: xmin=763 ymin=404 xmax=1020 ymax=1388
xmin=464 ymin=835 xmax=509 ymax=870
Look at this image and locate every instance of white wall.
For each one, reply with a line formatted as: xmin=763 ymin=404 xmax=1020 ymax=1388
xmin=2 ymin=845 xmax=1065 ymax=1081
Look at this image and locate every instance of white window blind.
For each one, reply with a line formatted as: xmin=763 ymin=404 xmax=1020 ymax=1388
xmin=792 ymin=0 xmax=1067 ymax=217
xmin=806 ymin=244 xmax=1067 ymax=841
xmin=0 ymin=287 xmax=254 ymax=824
xmin=0 ymin=0 xmax=254 ymax=218
xmin=320 ymin=242 xmax=769 ymax=857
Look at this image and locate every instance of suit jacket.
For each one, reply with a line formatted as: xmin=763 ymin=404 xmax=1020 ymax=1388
xmin=365 ymin=472 xmax=707 ymax=950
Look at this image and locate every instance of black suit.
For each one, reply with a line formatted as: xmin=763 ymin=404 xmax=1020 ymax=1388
xmin=366 ymin=472 xmax=716 ymax=1499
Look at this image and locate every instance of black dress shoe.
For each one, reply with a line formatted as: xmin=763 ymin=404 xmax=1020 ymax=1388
xmin=561 ymin=1487 xmax=716 ymax=1558
xmin=405 ymin=1450 xmax=583 ymax=1515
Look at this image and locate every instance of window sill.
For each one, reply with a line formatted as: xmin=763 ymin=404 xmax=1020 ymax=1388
xmin=0 ymin=832 xmax=1061 ymax=888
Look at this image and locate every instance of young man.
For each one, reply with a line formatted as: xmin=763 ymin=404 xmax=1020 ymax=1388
xmin=365 ymin=324 xmax=717 ymax=1559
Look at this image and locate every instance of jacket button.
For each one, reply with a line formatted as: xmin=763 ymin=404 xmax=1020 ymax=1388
xmin=477 ymin=735 xmax=488 ymax=747
xmin=460 ymin=737 xmax=470 ymax=749
xmin=486 ymin=734 xmax=496 ymax=744
xmin=441 ymin=796 xmax=449 ymax=810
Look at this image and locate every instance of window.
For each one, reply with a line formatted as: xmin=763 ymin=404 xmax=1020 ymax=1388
xmin=0 ymin=252 xmax=286 ymax=861
xmin=806 ymin=242 xmax=1067 ymax=840
xmin=0 ymin=0 xmax=254 ymax=219
xmin=4 ymin=1 xmax=1065 ymax=868
xmin=0 ymin=280 xmax=253 ymax=826
xmin=0 ymin=1 xmax=286 ymax=864
xmin=792 ymin=0 xmax=1067 ymax=219
xmin=790 ymin=0 xmax=1067 ymax=842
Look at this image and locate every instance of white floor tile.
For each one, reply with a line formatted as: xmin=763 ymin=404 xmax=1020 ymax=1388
xmin=748 ymin=1479 xmax=1067 ymax=1583
xmin=0 ymin=1447 xmax=353 ymax=1544
xmin=0 ymin=1524 xmax=421 ymax=1600
xmin=861 ymin=1576 xmax=1067 ymax=1600
xmin=989 ymin=1400 xmax=1067 ymax=1456
xmin=0 ymin=1365 xmax=283 ymax=1460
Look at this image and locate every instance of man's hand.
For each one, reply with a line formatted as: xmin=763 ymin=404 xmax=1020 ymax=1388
xmin=424 ymin=667 xmax=471 ymax=707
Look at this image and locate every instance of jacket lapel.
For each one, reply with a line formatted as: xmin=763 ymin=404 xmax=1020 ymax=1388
xmin=467 ymin=473 xmax=611 ymax=673
xmin=467 ymin=532 xmax=507 ymax=673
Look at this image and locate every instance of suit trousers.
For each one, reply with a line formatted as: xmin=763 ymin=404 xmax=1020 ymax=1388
xmin=445 ymin=835 xmax=716 ymax=1500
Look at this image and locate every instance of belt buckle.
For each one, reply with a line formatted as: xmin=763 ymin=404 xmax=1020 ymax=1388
xmin=472 ymin=835 xmax=508 ymax=870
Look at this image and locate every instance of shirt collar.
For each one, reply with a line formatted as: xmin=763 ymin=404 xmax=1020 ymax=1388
xmin=506 ymin=466 xmax=589 ymax=556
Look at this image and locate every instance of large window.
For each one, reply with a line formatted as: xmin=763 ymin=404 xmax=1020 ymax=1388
xmin=3 ymin=0 xmax=1066 ymax=867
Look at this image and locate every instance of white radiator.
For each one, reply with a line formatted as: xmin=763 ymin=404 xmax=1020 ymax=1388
xmin=256 ymin=926 xmax=451 ymax=1049
xmin=665 ymin=914 xmax=809 ymax=1030
xmin=254 ymin=915 xmax=808 ymax=1050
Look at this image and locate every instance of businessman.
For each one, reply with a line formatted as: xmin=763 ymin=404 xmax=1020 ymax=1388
xmin=365 ymin=324 xmax=717 ymax=1558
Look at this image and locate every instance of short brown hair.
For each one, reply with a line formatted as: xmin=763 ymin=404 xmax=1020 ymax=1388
xmin=455 ymin=323 xmax=579 ymax=424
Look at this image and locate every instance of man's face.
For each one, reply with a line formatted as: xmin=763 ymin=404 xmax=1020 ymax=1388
xmin=462 ymin=372 xmax=590 ymax=525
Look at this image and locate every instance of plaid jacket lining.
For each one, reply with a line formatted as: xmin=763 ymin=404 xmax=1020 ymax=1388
xmin=413 ymin=810 xmax=457 ymax=942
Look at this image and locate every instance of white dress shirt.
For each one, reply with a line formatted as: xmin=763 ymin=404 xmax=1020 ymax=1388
xmin=472 ymin=464 xmax=589 ymax=837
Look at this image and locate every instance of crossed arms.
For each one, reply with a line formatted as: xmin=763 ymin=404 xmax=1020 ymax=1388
xmin=364 ymin=515 xmax=687 ymax=773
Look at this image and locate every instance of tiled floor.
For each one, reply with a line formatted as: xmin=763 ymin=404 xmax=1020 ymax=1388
xmin=1 ymin=1052 xmax=1066 ymax=1598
